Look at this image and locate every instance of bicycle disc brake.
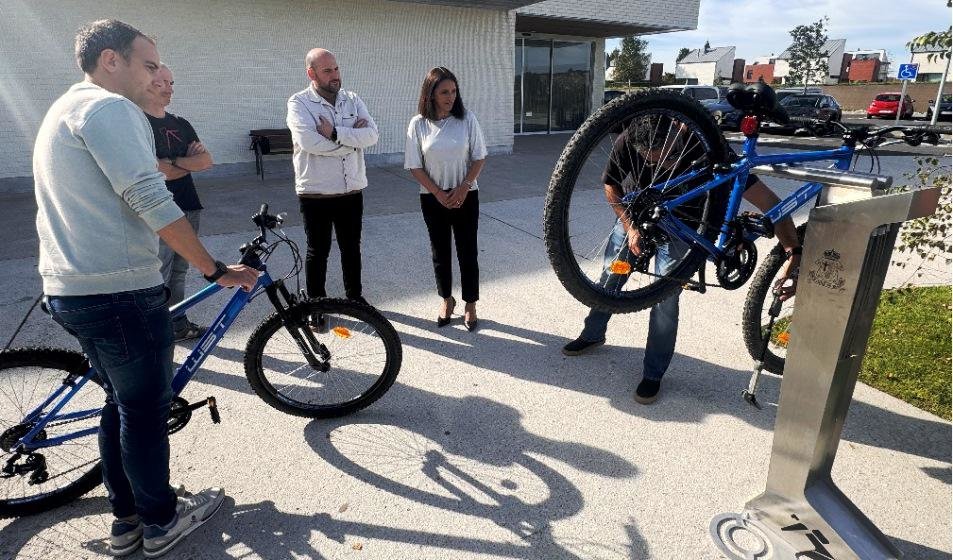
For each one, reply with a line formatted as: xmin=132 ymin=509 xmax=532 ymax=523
xmin=716 ymin=238 xmax=757 ymax=290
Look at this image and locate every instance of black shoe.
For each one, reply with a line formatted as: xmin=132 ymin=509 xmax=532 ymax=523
xmin=436 ymin=297 xmax=456 ymax=328
xmin=173 ymin=322 xmax=206 ymax=342
xmin=464 ymin=318 xmax=479 ymax=332
xmin=634 ymin=378 xmax=661 ymax=404
xmin=308 ymin=314 xmax=328 ymax=334
xmin=561 ymin=337 xmax=604 ymax=356
xmin=350 ymin=296 xmax=369 ymax=307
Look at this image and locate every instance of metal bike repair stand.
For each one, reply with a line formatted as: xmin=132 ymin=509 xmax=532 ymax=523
xmin=709 ymin=164 xmax=942 ymax=560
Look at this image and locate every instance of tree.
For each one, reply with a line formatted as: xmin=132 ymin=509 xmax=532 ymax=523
xmin=786 ymin=17 xmax=829 ymax=92
xmin=614 ymin=36 xmax=651 ymax=83
xmin=676 ymin=47 xmax=691 ymax=62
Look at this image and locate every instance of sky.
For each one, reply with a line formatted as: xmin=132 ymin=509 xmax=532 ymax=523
xmin=606 ymin=0 xmax=952 ymax=74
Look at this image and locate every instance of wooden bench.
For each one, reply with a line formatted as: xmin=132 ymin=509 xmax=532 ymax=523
xmin=249 ymin=128 xmax=293 ymax=180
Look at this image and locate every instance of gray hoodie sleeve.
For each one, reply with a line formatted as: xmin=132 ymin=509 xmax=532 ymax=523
xmin=80 ymin=99 xmax=184 ymax=231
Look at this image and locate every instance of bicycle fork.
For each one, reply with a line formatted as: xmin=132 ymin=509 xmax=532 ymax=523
xmin=742 ymin=292 xmax=784 ymax=410
xmin=265 ymin=282 xmax=331 ymax=369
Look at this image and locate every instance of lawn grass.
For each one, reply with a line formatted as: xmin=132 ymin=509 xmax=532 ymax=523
xmin=860 ymin=285 xmax=952 ymax=420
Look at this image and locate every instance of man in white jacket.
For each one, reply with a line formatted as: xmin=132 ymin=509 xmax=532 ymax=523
xmin=287 ymin=48 xmax=378 ymax=308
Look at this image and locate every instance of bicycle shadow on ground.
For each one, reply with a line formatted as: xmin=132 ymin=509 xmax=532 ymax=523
xmin=301 ymin=384 xmax=639 ymax=559
xmin=384 ymin=310 xmax=952 ymax=465
xmin=203 ymin=500 xmax=648 ymax=560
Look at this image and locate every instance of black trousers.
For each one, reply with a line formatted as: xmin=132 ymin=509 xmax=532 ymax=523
xmin=299 ymin=192 xmax=363 ymax=299
xmin=420 ymin=191 xmax=479 ymax=303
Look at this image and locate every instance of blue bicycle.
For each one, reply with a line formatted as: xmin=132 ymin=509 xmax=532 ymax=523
xmin=544 ymin=83 xmax=934 ymax=374
xmin=0 ymin=205 xmax=401 ymax=517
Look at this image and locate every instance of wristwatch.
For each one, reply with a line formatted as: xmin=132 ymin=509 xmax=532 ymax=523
xmin=203 ymin=260 xmax=229 ymax=283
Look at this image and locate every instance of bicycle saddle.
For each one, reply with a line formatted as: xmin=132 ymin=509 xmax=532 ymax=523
xmin=726 ymin=82 xmax=790 ymax=125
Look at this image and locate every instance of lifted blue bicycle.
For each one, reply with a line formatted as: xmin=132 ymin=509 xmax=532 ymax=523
xmin=544 ymin=83 xmax=936 ymax=375
xmin=0 ymin=205 xmax=401 ymax=517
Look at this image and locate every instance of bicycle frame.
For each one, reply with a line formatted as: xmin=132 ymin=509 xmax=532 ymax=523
xmin=13 ymin=270 xmax=280 ymax=453
xmin=627 ymin=134 xmax=854 ymax=261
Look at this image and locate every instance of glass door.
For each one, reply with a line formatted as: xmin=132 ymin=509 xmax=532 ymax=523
xmin=513 ymin=39 xmax=593 ymax=134
xmin=551 ymin=41 xmax=592 ymax=131
xmin=521 ymin=39 xmax=552 ymax=133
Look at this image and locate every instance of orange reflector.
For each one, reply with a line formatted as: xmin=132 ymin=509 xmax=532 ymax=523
xmin=332 ymin=326 xmax=352 ymax=339
xmin=609 ymin=260 xmax=631 ymax=275
xmin=740 ymin=115 xmax=760 ymax=137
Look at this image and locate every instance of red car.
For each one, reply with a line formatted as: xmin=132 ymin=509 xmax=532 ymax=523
xmin=866 ymin=93 xmax=914 ymax=119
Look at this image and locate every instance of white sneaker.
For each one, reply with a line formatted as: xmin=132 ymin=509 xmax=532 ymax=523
xmin=142 ymin=487 xmax=225 ymax=558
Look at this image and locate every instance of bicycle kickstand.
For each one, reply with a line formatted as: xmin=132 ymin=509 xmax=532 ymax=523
xmin=742 ymin=293 xmax=783 ymax=410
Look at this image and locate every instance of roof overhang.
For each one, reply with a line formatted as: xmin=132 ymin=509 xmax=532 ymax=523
xmin=391 ymin=0 xmax=539 ymax=9
xmin=516 ymin=14 xmax=683 ymax=38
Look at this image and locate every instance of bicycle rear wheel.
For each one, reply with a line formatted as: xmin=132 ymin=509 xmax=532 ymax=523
xmin=544 ymin=90 xmax=729 ymax=314
xmin=0 ymin=348 xmax=103 ymax=518
xmin=741 ymin=225 xmax=807 ymax=374
xmin=244 ymin=298 xmax=401 ymax=418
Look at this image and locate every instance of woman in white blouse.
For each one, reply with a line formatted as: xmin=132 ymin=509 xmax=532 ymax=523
xmin=405 ymin=67 xmax=487 ymax=331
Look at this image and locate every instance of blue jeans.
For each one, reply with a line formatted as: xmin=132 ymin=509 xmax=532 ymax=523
xmin=48 ymin=284 xmax=178 ymax=527
xmin=579 ymin=220 xmax=688 ymax=381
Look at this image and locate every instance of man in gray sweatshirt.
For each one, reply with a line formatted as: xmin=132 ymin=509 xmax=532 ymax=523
xmin=33 ymin=19 xmax=257 ymax=558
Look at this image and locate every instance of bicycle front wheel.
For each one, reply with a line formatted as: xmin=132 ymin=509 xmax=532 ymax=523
xmin=0 ymin=348 xmax=103 ymax=518
xmin=741 ymin=225 xmax=807 ymax=374
xmin=544 ymin=89 xmax=729 ymax=314
xmin=244 ymin=298 xmax=401 ymax=418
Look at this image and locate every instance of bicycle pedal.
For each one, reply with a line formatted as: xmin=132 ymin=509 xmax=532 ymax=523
xmin=739 ymin=212 xmax=775 ymax=239
xmin=207 ymin=396 xmax=221 ymax=424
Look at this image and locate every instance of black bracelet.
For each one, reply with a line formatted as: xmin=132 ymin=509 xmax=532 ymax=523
xmin=203 ymin=260 xmax=229 ymax=283
xmin=785 ymin=246 xmax=803 ymax=258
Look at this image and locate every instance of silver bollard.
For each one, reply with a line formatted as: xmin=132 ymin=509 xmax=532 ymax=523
xmin=710 ymin=169 xmax=942 ymax=560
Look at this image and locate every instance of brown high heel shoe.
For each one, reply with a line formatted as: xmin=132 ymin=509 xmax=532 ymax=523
xmin=464 ymin=302 xmax=478 ymax=332
xmin=436 ymin=296 xmax=456 ymax=327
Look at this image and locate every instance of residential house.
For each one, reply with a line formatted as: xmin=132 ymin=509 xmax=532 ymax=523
xmin=910 ymin=44 xmax=951 ymax=83
xmin=843 ymin=49 xmax=890 ymax=82
xmin=675 ymin=45 xmax=736 ymax=85
xmin=774 ymin=39 xmax=847 ymax=85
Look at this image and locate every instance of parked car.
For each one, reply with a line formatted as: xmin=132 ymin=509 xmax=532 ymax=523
xmin=658 ymin=84 xmax=724 ymax=102
xmin=700 ymin=98 xmax=743 ymax=131
xmin=775 ymin=87 xmax=823 ymax=103
xmin=926 ymin=94 xmax=952 ymax=121
xmin=604 ymin=89 xmax=626 ymax=104
xmin=866 ymin=92 xmax=914 ymax=119
xmin=761 ymin=94 xmax=842 ymax=134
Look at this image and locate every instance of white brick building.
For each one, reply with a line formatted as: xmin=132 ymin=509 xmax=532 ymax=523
xmin=0 ymin=0 xmax=699 ymax=181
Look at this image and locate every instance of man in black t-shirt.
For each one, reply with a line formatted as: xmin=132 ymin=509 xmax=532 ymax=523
xmin=141 ymin=64 xmax=213 ymax=341
xmin=562 ymin=115 xmax=802 ymax=404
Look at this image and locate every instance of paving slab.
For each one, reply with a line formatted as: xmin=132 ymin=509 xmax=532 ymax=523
xmin=0 ymin=137 xmax=949 ymax=560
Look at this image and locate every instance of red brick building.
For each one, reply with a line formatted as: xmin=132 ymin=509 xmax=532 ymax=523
xmin=847 ymin=57 xmax=881 ymax=82
xmin=744 ymin=63 xmax=775 ymax=84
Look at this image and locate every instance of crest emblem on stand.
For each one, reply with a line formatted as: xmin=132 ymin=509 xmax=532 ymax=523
xmin=808 ymin=249 xmax=846 ymax=292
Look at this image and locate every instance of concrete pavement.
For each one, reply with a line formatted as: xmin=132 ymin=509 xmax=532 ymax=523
xmin=0 ymin=135 xmax=950 ymax=559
